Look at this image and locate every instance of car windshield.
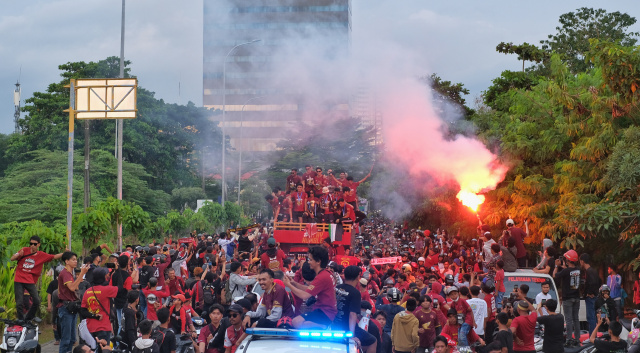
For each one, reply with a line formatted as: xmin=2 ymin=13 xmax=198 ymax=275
xmin=504 ymin=275 xmax=558 ymax=302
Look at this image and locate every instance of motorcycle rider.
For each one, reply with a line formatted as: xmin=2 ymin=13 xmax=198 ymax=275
xmin=133 ymin=319 xmax=160 ymax=353
xmin=375 ymin=287 xmax=406 ymax=334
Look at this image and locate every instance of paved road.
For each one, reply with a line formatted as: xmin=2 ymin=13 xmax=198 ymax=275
xmin=41 ymin=340 xmax=58 ymax=353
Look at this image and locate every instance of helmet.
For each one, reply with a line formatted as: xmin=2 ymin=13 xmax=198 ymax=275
xmin=564 ymin=249 xmax=579 ymax=263
xmin=387 ymin=287 xmax=402 ymax=302
xmin=277 ymin=317 xmax=293 ymax=329
xmin=147 ymin=293 xmax=157 ymax=304
xmin=411 ymin=262 xmax=418 ymax=269
xmin=384 ymin=278 xmax=395 ymax=287
xmin=482 ymin=279 xmax=495 ymax=293
xmin=418 ymin=257 xmax=425 ymax=262
xmin=445 ymin=274 xmax=454 ymax=286
xmin=445 ymin=286 xmax=459 ymax=295
xmin=599 ymin=285 xmax=611 ymax=295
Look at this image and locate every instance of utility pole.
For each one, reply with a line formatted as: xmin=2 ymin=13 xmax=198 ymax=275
xmin=84 ymin=120 xmax=90 ymax=210
xmin=116 ymin=0 xmax=125 ymax=251
xmin=13 ymin=81 xmax=21 ymax=134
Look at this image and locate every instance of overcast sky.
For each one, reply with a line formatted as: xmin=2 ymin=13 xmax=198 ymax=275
xmin=1 ymin=0 xmax=638 ymax=135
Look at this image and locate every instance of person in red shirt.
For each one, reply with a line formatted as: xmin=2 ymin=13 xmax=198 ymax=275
xmin=510 ymin=300 xmax=537 ymax=352
xmin=481 ymin=283 xmax=498 ymax=344
xmin=166 ymin=268 xmax=185 ymax=296
xmin=302 ymin=165 xmax=317 ymax=194
xmin=445 ymin=286 xmax=475 ymax=346
xmin=265 ymin=195 xmax=280 ymax=222
xmin=10 ymin=235 xmax=63 ymax=321
xmin=278 ymin=194 xmax=292 ymax=222
xmin=320 ymin=187 xmax=335 ymax=224
xmin=441 ymin=308 xmax=484 ymax=346
xmin=313 ymin=167 xmax=327 ymax=198
xmin=335 ymin=198 xmax=356 ymax=225
xmin=224 ymin=304 xmax=247 ymax=353
xmin=395 ymin=274 xmax=410 ymax=293
xmin=291 ymin=183 xmax=307 ymax=223
xmin=81 ymin=267 xmax=120 ymax=343
xmin=286 ymin=168 xmax=303 ymax=193
xmin=142 ymin=277 xmax=170 ymax=322
xmin=342 ymin=173 xmax=370 ymax=208
xmin=260 ymin=238 xmax=287 ymax=271
xmin=283 ymin=246 xmax=337 ymax=329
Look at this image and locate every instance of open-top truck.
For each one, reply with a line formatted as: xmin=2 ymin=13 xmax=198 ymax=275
xmin=272 ymin=222 xmax=353 ymax=254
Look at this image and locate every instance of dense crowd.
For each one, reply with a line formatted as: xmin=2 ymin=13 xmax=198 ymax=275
xmin=9 ymin=214 xmax=638 ymax=353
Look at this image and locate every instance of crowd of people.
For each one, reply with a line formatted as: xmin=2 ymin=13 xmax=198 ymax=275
xmin=265 ymin=166 xmax=370 ymax=225
xmin=9 ymin=213 xmax=639 ymax=353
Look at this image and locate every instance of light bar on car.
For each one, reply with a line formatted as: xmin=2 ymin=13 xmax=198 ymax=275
xmin=246 ymin=328 xmax=353 ymax=339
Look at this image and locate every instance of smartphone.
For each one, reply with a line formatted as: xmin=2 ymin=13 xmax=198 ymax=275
xmin=600 ymin=313 xmax=606 ymax=319
xmin=514 ymin=285 xmax=519 ymax=292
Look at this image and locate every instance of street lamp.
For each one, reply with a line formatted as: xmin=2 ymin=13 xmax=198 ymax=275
xmin=221 ymin=39 xmax=261 ymax=205
xmin=238 ymin=96 xmax=266 ymax=204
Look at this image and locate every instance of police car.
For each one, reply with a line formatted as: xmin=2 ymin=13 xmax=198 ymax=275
xmin=236 ymin=328 xmax=358 ymax=353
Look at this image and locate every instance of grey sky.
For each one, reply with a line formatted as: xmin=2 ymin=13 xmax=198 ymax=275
xmin=1 ymin=0 xmax=638 ymax=135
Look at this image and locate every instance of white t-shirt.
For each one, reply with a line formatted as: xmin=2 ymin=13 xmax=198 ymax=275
xmin=535 ymin=292 xmax=553 ymax=315
xmin=467 ymin=298 xmax=488 ymax=335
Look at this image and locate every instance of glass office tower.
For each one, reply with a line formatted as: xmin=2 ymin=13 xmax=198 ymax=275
xmin=203 ymin=1 xmax=351 ymax=152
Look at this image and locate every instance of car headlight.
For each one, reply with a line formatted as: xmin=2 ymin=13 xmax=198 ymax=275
xmin=7 ymin=337 xmax=18 ymax=347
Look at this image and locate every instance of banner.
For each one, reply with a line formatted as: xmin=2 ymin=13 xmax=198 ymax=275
xmin=370 ymin=256 xmax=402 ymax=265
xmin=228 ymin=223 xmax=261 ymax=233
xmin=335 ymin=255 xmax=360 ymax=267
xmin=178 ymin=237 xmax=196 ymax=246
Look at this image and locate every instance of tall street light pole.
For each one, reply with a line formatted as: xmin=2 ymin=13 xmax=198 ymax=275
xmin=117 ymin=0 xmax=125 ymax=251
xmin=238 ymin=96 xmax=266 ymax=205
xmin=221 ymin=39 xmax=260 ymax=205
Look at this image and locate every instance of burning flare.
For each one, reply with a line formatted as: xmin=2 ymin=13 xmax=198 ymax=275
xmin=457 ymin=190 xmax=485 ymax=212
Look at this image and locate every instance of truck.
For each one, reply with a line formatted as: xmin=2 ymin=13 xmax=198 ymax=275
xmin=272 ymin=221 xmax=353 ymax=254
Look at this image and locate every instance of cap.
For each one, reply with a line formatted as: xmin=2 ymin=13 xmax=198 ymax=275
xmin=228 ymin=304 xmax=244 ymax=314
xmin=109 ymin=253 xmax=119 ymax=258
xmin=506 ymin=219 xmax=515 ymax=226
xmin=267 ymin=237 xmax=276 ymax=246
xmin=171 ymin=294 xmax=187 ymax=302
xmin=447 ymin=308 xmax=458 ymax=317
xmin=359 ymin=278 xmax=368 ymax=286
xmin=418 ymin=257 xmax=425 ymax=262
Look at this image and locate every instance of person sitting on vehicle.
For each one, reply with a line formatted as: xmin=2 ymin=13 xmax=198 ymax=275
xmin=441 ymin=308 xmax=484 ymax=347
xmin=283 ymin=246 xmax=338 ymax=329
xmin=595 ymin=284 xmax=618 ymax=330
xmin=243 ymin=269 xmax=294 ymax=328
xmin=444 ymin=286 xmax=475 ymax=347
xmin=589 ymin=317 xmax=627 ymax=353
xmin=133 ymin=319 xmax=160 ymax=353
xmin=375 ymin=287 xmax=406 ymax=334
xmin=536 ymin=299 xmax=565 ymax=353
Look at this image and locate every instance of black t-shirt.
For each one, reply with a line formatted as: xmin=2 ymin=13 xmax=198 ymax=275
xmin=368 ymin=322 xmax=382 ymax=353
xmin=585 ymin=267 xmax=602 ymax=297
xmin=237 ymin=236 xmax=252 ymax=253
xmin=334 ymin=284 xmax=361 ymax=331
xmin=537 ymin=314 xmax=565 ymax=353
xmin=495 ymin=329 xmax=514 ymax=353
xmin=156 ymin=326 xmax=177 ymax=353
xmin=139 ymin=265 xmax=158 ymax=287
xmin=46 ymin=279 xmax=58 ymax=295
xmin=170 ymin=307 xmax=183 ymax=333
xmin=594 ymin=339 xmax=628 ymax=353
xmin=555 ymin=266 xmax=581 ymax=299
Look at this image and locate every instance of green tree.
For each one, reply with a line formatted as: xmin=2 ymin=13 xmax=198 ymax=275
xmin=540 ymin=7 xmax=639 ymax=73
xmin=419 ymin=74 xmax=473 ymax=118
xmin=73 ymin=207 xmax=111 ymax=255
xmin=496 ymin=42 xmax=549 ymax=72
xmin=171 ymin=187 xmax=207 ymax=212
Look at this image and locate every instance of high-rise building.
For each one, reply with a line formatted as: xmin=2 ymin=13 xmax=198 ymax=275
xmin=203 ymin=1 xmax=352 ymax=152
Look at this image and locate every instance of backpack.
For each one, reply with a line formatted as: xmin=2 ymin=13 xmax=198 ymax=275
xmin=203 ymin=282 xmax=216 ymax=305
xmin=151 ymin=326 xmax=172 ymax=346
xmin=224 ymin=278 xmax=238 ymax=305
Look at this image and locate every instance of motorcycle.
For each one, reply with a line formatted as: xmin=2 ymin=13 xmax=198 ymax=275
xmin=0 ymin=308 xmax=41 ymax=353
xmin=191 ymin=317 xmax=206 ymax=337
xmin=176 ymin=333 xmax=195 ymax=353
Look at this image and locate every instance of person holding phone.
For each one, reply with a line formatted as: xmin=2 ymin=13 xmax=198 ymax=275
xmin=535 ymin=281 xmax=553 ymax=315
xmin=536 ymin=299 xmax=565 ymax=353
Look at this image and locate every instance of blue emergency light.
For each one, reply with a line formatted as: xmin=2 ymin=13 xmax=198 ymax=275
xmin=246 ymin=328 xmax=353 ymax=339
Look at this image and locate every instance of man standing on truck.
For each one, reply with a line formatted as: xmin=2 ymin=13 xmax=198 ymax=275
xmin=554 ymin=249 xmax=582 ymax=348
xmin=505 ymin=219 xmax=528 ymax=268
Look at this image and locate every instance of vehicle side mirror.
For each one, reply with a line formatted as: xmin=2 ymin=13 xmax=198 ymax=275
xmin=33 ymin=317 xmax=42 ymax=323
